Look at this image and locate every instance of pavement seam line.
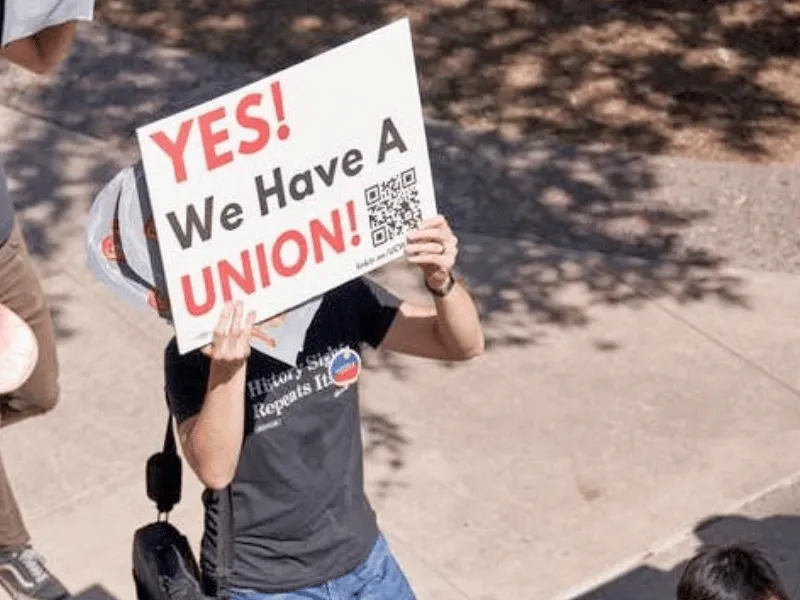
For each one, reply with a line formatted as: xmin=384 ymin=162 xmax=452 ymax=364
xmin=603 ymin=263 xmax=800 ymax=404
xmin=553 ymin=466 xmax=800 ymax=600
xmin=25 ymin=464 xmax=143 ymax=524
xmin=647 ymin=295 xmax=800 ymax=401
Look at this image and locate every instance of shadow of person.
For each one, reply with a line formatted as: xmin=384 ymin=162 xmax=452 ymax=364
xmin=567 ymin=559 xmax=681 ymax=600
xmin=689 ymin=513 xmax=800 ymax=598
xmin=568 ymin=511 xmax=800 ymax=600
xmin=71 ymin=584 xmax=122 ymax=600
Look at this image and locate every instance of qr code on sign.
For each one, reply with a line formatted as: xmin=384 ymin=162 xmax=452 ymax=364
xmin=364 ymin=168 xmax=423 ymax=247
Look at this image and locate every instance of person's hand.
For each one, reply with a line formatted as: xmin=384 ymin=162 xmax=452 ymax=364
xmin=405 ymin=215 xmax=458 ymax=290
xmin=250 ymin=312 xmax=286 ymax=348
xmin=1 ymin=22 xmax=77 ymax=75
xmin=201 ymin=301 xmax=256 ymax=365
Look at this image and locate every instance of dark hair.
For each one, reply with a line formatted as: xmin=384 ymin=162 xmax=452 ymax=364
xmin=677 ymin=544 xmax=790 ymax=600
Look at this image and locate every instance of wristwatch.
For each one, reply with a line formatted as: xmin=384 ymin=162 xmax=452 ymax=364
xmin=425 ymin=271 xmax=456 ymax=297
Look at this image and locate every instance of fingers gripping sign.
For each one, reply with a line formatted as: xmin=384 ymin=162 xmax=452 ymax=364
xmin=405 ymin=214 xmax=458 ymax=291
xmin=201 ymin=301 xmax=257 ymax=364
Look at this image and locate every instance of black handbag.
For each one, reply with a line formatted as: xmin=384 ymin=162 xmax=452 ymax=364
xmin=133 ymin=396 xmax=236 ymax=600
xmin=132 ymin=413 xmax=205 ymax=600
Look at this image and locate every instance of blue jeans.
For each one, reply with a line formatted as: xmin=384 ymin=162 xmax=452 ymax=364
xmin=229 ymin=534 xmax=416 ymax=600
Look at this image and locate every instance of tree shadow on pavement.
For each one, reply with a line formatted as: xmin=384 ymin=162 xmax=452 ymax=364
xmin=0 ymin=17 xmax=752 ymax=359
xmin=364 ymin=120 xmax=748 ymax=376
xmin=0 ymin=116 xmax=119 ymax=341
xmin=0 ymin=15 xmax=755 ymax=501
xmin=569 ymin=511 xmax=800 ymax=600
xmin=94 ymin=0 xmax=800 ymax=162
xmin=361 ymin=408 xmax=409 ymax=504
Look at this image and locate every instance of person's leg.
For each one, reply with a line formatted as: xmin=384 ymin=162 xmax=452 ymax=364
xmin=335 ymin=533 xmax=417 ymax=600
xmin=0 ymin=220 xmax=60 ymax=544
xmin=0 ymin=222 xmax=59 ymax=428
xmin=0 ymin=222 xmax=66 ymax=600
xmin=0 ymin=454 xmax=26 ymax=549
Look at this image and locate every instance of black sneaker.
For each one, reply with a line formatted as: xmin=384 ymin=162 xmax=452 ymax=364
xmin=0 ymin=546 xmax=69 ymax=600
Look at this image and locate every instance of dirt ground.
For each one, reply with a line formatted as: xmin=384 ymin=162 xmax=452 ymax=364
xmin=94 ymin=0 xmax=800 ymax=164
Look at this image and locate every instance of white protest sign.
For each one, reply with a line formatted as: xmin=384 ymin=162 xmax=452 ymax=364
xmin=1 ymin=0 xmax=94 ymax=47
xmin=136 ymin=18 xmax=438 ymax=355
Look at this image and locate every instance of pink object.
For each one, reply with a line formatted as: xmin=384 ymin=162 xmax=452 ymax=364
xmin=0 ymin=303 xmax=38 ymax=395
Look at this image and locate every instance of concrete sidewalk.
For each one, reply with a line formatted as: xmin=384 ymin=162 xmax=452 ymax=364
xmin=1 ymin=21 xmax=800 ymax=600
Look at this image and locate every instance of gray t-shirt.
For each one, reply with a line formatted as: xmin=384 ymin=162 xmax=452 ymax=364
xmin=0 ymin=163 xmax=14 ymax=244
xmin=164 ymin=277 xmax=402 ymax=594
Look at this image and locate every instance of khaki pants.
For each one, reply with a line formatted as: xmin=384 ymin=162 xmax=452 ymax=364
xmin=0 ymin=222 xmax=59 ymax=548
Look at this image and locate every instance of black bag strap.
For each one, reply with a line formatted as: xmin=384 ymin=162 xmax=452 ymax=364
xmin=0 ymin=1 xmax=5 ymax=49
xmin=163 ymin=415 xmax=177 ymax=456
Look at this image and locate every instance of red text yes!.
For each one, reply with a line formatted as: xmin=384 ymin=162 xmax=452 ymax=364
xmin=150 ymin=81 xmax=291 ymax=184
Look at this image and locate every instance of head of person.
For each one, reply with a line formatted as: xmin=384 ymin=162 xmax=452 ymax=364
xmin=677 ymin=544 xmax=790 ymax=600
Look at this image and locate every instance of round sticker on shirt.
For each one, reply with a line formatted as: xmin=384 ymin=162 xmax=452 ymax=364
xmin=329 ymin=348 xmax=361 ymax=388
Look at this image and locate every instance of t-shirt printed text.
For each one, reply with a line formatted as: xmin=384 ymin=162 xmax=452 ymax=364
xmin=249 ymin=345 xmax=356 ymax=432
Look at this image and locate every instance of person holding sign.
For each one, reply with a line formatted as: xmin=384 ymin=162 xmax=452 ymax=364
xmin=0 ymin=4 xmax=91 ymax=598
xmin=164 ymin=214 xmax=483 ymax=599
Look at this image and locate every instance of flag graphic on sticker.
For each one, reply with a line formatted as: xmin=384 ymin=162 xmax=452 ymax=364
xmin=328 ymin=348 xmax=361 ymax=388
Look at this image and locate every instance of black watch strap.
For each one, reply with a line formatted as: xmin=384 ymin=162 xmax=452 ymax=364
xmin=425 ymin=272 xmax=456 ymax=297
